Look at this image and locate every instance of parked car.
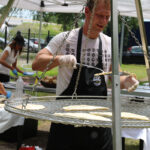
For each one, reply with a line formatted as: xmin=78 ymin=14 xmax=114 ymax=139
xmin=30 ymin=37 xmax=53 ymax=49
xmin=30 ymin=38 xmax=46 ymax=48
xmin=122 ymin=46 xmax=150 ymax=64
xmin=24 ymin=38 xmax=38 ymax=52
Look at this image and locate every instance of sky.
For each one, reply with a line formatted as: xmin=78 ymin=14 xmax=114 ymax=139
xmin=0 ymin=5 xmax=34 ymax=19
xmin=9 ymin=9 xmax=34 ymax=19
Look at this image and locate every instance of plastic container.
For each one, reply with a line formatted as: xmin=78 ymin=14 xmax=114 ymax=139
xmin=15 ymin=76 xmax=24 ymax=100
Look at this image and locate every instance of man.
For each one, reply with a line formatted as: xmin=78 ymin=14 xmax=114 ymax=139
xmin=32 ymin=0 xmax=139 ymax=149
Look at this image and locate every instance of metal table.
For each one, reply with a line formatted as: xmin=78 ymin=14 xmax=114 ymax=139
xmin=3 ymin=82 xmax=56 ymax=93
xmin=4 ymin=95 xmax=150 ymax=128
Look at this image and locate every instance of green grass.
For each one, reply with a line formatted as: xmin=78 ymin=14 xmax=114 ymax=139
xmin=11 ymin=59 xmax=148 ymax=83
xmin=125 ymin=138 xmax=139 ymax=150
xmin=25 ymin=91 xmax=56 ymax=97
xmin=9 ymin=53 xmax=58 ymax=77
xmin=121 ymin=64 xmax=147 ymax=81
xmin=10 ymin=65 xmax=58 ymax=78
xmin=36 ymin=67 xmax=58 ymax=76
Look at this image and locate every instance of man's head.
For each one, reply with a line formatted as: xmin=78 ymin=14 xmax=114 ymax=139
xmin=84 ymin=0 xmax=111 ymax=38
xmin=86 ymin=0 xmax=110 ymax=11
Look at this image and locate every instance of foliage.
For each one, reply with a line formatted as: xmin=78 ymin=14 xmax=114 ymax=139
xmin=0 ymin=6 xmax=7 ymax=14
xmin=0 ymin=32 xmax=4 ymax=38
xmin=33 ymin=12 xmax=85 ymax=31
xmin=9 ymin=22 xmax=62 ymax=40
xmin=104 ymin=16 xmax=139 ymax=51
xmin=55 ymin=13 xmax=84 ymax=31
xmin=33 ymin=12 xmax=57 ymax=23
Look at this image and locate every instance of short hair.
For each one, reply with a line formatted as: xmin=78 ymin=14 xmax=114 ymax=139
xmin=86 ymin=0 xmax=110 ymax=11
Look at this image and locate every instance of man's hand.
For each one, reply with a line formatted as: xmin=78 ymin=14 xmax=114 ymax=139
xmin=58 ymin=55 xmax=77 ymax=69
xmin=121 ymin=75 xmax=139 ymax=92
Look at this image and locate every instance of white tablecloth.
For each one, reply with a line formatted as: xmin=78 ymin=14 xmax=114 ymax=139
xmin=122 ymin=128 xmax=150 ymax=150
xmin=0 ymin=107 xmax=24 ymax=133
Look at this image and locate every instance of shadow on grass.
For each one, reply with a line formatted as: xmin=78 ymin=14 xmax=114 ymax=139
xmin=125 ymin=138 xmax=139 ymax=150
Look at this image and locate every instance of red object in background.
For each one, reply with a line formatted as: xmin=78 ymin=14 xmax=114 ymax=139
xmin=19 ymin=146 xmax=35 ymax=150
xmin=127 ymin=47 xmax=132 ymax=51
xmin=34 ymin=41 xmax=38 ymax=44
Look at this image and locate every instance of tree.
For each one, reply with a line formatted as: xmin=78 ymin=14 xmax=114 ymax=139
xmin=33 ymin=12 xmax=84 ymax=31
xmin=33 ymin=12 xmax=57 ymax=24
xmin=0 ymin=0 xmax=15 ymax=28
xmin=104 ymin=16 xmax=139 ymax=51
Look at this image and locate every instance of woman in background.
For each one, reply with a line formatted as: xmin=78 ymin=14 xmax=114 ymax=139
xmin=0 ymin=33 xmax=26 ymax=82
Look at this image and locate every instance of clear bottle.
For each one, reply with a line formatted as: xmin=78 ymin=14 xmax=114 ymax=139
xmin=15 ymin=76 xmax=24 ymax=100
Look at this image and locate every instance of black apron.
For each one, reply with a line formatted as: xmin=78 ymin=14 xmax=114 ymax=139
xmin=61 ymin=28 xmax=107 ymax=96
xmin=0 ymin=73 xmax=10 ymax=82
xmin=46 ymin=28 xmax=112 ymax=150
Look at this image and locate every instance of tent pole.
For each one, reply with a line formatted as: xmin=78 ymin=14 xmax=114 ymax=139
xmin=27 ymin=28 xmax=31 ymax=64
xmin=36 ymin=1 xmax=44 ymax=86
xmin=119 ymin=17 xmax=125 ymax=65
xmin=111 ymin=0 xmax=122 ymax=150
xmin=134 ymin=0 xmax=150 ymax=85
xmin=0 ymin=0 xmax=15 ymax=28
xmin=38 ymin=10 xmax=42 ymax=51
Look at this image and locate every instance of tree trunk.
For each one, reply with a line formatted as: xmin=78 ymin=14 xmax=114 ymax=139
xmin=0 ymin=0 xmax=15 ymax=28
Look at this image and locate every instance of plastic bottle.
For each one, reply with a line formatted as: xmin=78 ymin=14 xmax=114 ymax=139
xmin=15 ymin=76 xmax=24 ymax=100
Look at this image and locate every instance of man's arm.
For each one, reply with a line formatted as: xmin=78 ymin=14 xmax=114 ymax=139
xmin=32 ymin=48 xmax=77 ymax=72
xmin=32 ymin=48 xmax=60 ymax=72
xmin=109 ymin=65 xmax=139 ymax=92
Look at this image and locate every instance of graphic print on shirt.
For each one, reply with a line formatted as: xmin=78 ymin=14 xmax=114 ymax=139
xmin=103 ymin=49 xmax=111 ymax=72
xmin=64 ymin=43 xmax=111 ymax=87
xmin=93 ymin=75 xmax=101 ymax=86
xmin=65 ymin=43 xmax=111 ymax=73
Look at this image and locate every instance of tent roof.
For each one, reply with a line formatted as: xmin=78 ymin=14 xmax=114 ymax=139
xmin=0 ymin=0 xmax=150 ymax=19
xmin=0 ymin=0 xmax=86 ymax=13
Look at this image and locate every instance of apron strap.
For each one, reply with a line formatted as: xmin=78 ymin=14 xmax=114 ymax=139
xmin=97 ymin=36 xmax=103 ymax=70
xmin=77 ymin=28 xmax=103 ymax=70
xmin=77 ymin=28 xmax=83 ymax=63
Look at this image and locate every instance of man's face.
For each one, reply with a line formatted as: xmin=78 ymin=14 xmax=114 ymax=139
xmin=86 ymin=1 xmax=111 ymax=34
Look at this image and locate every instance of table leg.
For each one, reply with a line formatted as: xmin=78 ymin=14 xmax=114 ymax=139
xmin=139 ymin=139 xmax=144 ymax=150
xmin=16 ymin=125 xmax=24 ymax=150
xmin=122 ymin=137 xmax=125 ymax=150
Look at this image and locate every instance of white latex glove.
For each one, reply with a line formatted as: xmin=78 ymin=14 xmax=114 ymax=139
xmin=123 ymin=75 xmax=139 ymax=92
xmin=58 ymin=55 xmax=77 ymax=69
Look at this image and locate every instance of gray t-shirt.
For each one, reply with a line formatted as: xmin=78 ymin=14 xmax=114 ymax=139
xmin=0 ymin=46 xmax=19 ymax=75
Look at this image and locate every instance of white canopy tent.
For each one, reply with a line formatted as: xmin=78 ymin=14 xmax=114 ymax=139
xmin=0 ymin=0 xmax=150 ymax=19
